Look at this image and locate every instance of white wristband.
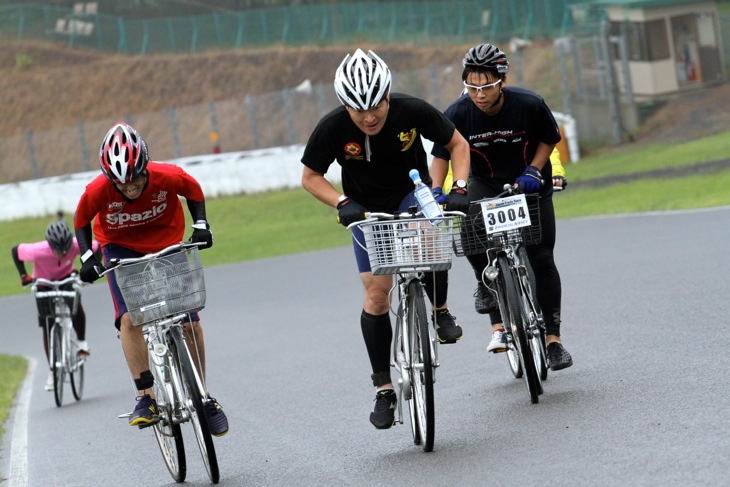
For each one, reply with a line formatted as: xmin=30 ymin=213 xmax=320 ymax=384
xmin=80 ymin=249 xmax=94 ymax=263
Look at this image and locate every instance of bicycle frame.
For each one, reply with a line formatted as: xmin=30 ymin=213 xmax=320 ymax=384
xmin=474 ymin=191 xmax=547 ymax=403
xmin=103 ymin=242 xmax=219 ymax=483
xmin=350 ymin=210 xmax=462 ymax=452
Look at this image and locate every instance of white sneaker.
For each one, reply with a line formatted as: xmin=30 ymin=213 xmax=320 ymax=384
xmin=45 ymin=371 xmax=54 ymax=391
xmin=487 ymin=329 xmax=507 ymax=353
xmin=76 ymin=340 xmax=90 ymax=356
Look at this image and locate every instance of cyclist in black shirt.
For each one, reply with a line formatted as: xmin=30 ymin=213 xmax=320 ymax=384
xmin=301 ymin=48 xmax=471 ymax=429
xmin=431 ymin=43 xmax=573 ymax=371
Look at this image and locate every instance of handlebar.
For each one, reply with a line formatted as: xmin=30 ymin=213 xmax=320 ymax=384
xmin=30 ymin=275 xmax=84 ymax=299
xmin=345 ymin=210 xmax=465 ymax=230
xmin=100 ymin=241 xmax=203 ymax=276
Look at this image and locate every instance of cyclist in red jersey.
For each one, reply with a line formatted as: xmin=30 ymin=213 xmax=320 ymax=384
xmin=73 ymin=122 xmax=229 ymax=436
xmin=301 ymin=49 xmax=471 ymax=429
xmin=11 ymin=219 xmax=99 ymax=390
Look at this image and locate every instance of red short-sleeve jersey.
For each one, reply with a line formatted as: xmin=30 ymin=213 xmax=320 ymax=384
xmin=74 ymin=161 xmax=204 ymax=254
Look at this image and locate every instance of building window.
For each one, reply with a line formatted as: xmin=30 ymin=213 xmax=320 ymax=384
xmin=611 ymin=19 xmax=670 ymax=61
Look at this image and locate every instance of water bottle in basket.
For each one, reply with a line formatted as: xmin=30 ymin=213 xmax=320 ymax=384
xmin=409 ymin=169 xmax=443 ymax=223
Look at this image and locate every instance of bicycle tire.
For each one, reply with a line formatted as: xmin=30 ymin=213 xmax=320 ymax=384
xmin=151 ymin=365 xmax=186 ymax=483
xmin=407 ymin=280 xmax=435 ymax=452
xmin=393 ymin=305 xmax=418 ymax=442
xmin=69 ymin=353 xmax=84 ymax=401
xmin=499 ymin=276 xmax=524 ymax=379
xmin=519 ymin=247 xmax=548 ymax=382
xmin=170 ymin=326 xmax=220 ymax=484
xmin=69 ymin=333 xmax=84 ymax=401
xmin=51 ymin=323 xmax=65 ymax=407
xmin=498 ymin=255 xmax=540 ymax=404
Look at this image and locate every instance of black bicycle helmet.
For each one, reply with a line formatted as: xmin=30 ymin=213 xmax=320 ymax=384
xmin=462 ymin=43 xmax=509 ymax=75
xmin=46 ymin=220 xmax=73 ymax=253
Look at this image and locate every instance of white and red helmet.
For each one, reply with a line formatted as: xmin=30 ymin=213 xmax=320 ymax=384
xmin=99 ymin=122 xmax=149 ymax=184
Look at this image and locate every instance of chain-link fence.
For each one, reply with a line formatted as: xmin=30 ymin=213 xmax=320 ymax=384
xmin=0 ymin=0 xmax=591 ymax=53
xmin=0 ymin=62 xmax=476 ymax=183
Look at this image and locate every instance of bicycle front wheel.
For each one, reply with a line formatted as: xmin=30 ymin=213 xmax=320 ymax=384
xmin=51 ymin=324 xmax=65 ymax=407
xmin=170 ymin=327 xmax=220 ymax=484
xmin=151 ymin=368 xmax=186 ymax=483
xmin=498 ymin=255 xmax=540 ymax=404
xmin=406 ymin=280 xmax=435 ymax=452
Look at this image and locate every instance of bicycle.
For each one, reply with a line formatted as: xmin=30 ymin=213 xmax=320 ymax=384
xmin=349 ymin=209 xmax=462 ymax=452
xmin=102 ymin=242 xmax=219 ymax=484
xmin=31 ymin=275 xmax=86 ymax=408
xmin=454 ymin=185 xmax=548 ymax=404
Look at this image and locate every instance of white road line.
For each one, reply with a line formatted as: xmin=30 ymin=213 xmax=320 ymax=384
xmin=8 ymin=357 xmax=35 ymax=487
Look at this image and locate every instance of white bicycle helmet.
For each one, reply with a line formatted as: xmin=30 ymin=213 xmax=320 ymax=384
xmin=334 ymin=49 xmax=392 ymax=110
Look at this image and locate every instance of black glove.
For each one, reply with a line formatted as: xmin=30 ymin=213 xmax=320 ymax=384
xmin=79 ymin=251 xmax=105 ymax=283
xmin=189 ymin=220 xmax=213 ymax=249
xmin=20 ymin=274 xmax=33 ymax=287
xmin=337 ymin=197 xmax=367 ymax=227
xmin=515 ymin=166 xmax=544 ymax=193
xmin=444 ymin=186 xmax=470 ymax=213
xmin=552 ymin=175 xmax=568 ymax=191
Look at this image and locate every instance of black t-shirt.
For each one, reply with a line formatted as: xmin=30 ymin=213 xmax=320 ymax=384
xmin=301 ymin=93 xmax=456 ymax=212
xmin=431 ymin=87 xmax=561 ymax=196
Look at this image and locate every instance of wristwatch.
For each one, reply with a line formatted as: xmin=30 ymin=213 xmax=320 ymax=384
xmin=453 ymin=179 xmax=467 ymax=190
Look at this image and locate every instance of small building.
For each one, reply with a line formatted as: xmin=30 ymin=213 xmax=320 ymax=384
xmin=595 ymin=0 xmax=725 ymax=97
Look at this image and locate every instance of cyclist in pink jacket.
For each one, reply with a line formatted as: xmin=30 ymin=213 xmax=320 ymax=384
xmin=11 ymin=219 xmax=99 ymax=390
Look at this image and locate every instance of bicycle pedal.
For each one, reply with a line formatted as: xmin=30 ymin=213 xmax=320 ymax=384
xmin=137 ymin=418 xmax=160 ymax=429
xmin=118 ymin=412 xmax=132 ymax=419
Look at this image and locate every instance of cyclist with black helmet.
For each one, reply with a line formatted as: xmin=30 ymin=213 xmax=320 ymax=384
xmin=301 ymin=48 xmax=471 ymax=429
xmin=73 ymin=122 xmax=229 ymax=436
xmin=431 ymin=43 xmax=573 ymax=371
xmin=11 ymin=218 xmax=99 ymax=390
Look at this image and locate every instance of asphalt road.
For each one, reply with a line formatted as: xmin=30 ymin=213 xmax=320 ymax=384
xmin=2 ymin=206 xmax=730 ymax=486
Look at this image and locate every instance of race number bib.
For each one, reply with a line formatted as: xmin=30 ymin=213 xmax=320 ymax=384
xmin=480 ymin=194 xmax=531 ymax=234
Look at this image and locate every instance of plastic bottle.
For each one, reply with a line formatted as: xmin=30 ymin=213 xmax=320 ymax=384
xmin=409 ymin=169 xmax=443 ymax=222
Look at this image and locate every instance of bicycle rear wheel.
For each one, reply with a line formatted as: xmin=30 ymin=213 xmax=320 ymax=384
xmin=498 ymin=255 xmax=540 ymax=404
xmin=406 ymin=280 xmax=435 ymax=452
xmin=520 ymin=247 xmax=548 ymax=382
xmin=151 ymin=369 xmax=186 ymax=483
xmin=51 ymin=324 xmax=65 ymax=407
xmin=498 ymin=279 xmax=523 ymax=380
xmin=69 ymin=341 xmax=84 ymax=401
xmin=170 ymin=326 xmax=220 ymax=484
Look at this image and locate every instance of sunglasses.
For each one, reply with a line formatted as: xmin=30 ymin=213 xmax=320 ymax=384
xmin=463 ymin=79 xmax=502 ymax=94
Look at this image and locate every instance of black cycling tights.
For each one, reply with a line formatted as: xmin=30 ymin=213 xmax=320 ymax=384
xmin=465 ymin=187 xmax=563 ymax=336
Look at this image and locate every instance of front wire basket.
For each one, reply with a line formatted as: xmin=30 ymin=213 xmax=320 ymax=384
xmin=454 ymin=193 xmax=542 ymax=257
xmin=359 ymin=216 xmax=461 ymax=275
xmin=114 ymin=247 xmax=206 ymax=326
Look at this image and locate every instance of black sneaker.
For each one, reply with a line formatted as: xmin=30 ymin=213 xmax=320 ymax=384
xmin=204 ymin=396 xmax=229 ymax=437
xmin=434 ymin=309 xmax=463 ymax=344
xmin=369 ymin=389 xmax=396 ymax=429
xmin=547 ymin=342 xmax=573 ymax=371
xmin=129 ymin=394 xmax=158 ymax=427
xmin=474 ymin=282 xmax=497 ymax=314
